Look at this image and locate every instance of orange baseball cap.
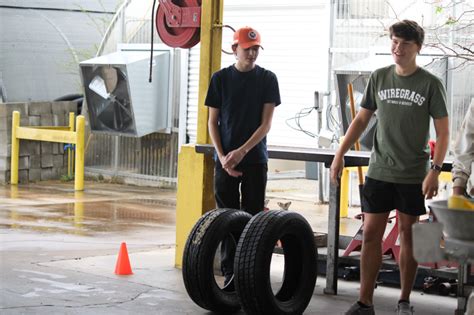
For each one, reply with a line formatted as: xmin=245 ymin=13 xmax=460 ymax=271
xmin=232 ymin=26 xmax=263 ymax=49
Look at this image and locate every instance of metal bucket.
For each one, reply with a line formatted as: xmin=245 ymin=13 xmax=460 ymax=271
xmin=429 ymin=200 xmax=474 ymax=241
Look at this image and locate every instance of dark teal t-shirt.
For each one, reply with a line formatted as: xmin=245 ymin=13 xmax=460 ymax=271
xmin=360 ymin=65 xmax=448 ymax=183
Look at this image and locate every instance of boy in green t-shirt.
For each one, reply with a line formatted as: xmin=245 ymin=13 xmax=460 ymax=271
xmin=330 ymin=20 xmax=449 ymax=315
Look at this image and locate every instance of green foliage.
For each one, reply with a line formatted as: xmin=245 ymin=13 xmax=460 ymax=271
xmin=445 ymin=16 xmax=457 ymax=25
xmin=60 ymin=174 xmax=74 ymax=182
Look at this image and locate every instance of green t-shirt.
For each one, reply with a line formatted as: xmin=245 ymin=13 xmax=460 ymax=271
xmin=360 ymin=65 xmax=448 ymax=183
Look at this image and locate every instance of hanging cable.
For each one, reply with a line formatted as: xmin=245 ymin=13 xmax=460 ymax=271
xmin=149 ymin=0 xmax=158 ymax=82
xmin=285 ymin=106 xmax=318 ymax=138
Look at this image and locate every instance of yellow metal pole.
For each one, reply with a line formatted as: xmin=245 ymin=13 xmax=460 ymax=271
xmin=10 ymin=111 xmax=20 ymax=185
xmin=196 ymin=3 xmax=224 ymax=145
xmin=340 ymin=168 xmax=349 ymax=218
xmin=74 ymin=191 xmax=84 ymax=232
xmin=68 ymin=112 xmax=75 ymax=177
xmin=74 ymin=115 xmax=85 ymax=191
xmin=175 ymin=0 xmax=224 ymax=267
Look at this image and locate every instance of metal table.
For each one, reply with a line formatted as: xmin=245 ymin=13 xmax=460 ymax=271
xmin=195 ymin=144 xmax=453 ymax=295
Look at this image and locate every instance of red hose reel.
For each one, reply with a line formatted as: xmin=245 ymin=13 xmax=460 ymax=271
xmin=156 ymin=0 xmax=202 ymax=48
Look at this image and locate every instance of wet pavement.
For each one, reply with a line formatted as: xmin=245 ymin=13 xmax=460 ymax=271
xmin=0 ymin=179 xmax=457 ymax=314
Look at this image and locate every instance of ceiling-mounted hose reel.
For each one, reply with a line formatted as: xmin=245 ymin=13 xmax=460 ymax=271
xmin=155 ymin=0 xmax=202 ymax=48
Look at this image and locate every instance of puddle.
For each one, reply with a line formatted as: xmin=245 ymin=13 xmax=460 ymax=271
xmin=0 ymin=185 xmax=176 ymax=236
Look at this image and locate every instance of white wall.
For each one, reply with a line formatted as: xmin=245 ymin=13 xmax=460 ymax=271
xmin=186 ymin=1 xmax=330 ymax=148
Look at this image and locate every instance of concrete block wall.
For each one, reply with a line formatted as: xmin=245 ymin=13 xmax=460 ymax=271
xmin=0 ymin=101 xmax=78 ymax=184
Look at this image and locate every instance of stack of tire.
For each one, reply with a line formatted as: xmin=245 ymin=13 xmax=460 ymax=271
xmin=182 ymin=208 xmax=318 ymax=315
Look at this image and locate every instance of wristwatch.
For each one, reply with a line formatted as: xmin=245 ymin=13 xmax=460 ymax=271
xmin=430 ymin=162 xmax=442 ymax=172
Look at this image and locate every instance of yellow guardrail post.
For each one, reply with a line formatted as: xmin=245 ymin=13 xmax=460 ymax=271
xmin=340 ymin=166 xmax=368 ymax=218
xmin=74 ymin=115 xmax=85 ymax=191
xmin=68 ymin=112 xmax=75 ymax=177
xmin=340 ymin=168 xmax=350 ymax=218
xmin=10 ymin=111 xmax=20 ymax=185
xmin=9 ymin=110 xmax=85 ymax=191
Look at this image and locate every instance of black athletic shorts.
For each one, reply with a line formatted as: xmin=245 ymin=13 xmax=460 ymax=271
xmin=361 ymin=177 xmax=426 ymax=216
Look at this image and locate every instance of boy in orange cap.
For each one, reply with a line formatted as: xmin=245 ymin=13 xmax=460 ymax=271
xmin=205 ymin=26 xmax=281 ymax=290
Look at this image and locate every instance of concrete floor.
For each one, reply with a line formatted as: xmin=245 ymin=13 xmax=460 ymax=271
xmin=0 ymin=179 xmax=457 ymax=314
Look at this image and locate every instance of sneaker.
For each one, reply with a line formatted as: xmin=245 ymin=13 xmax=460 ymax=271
xmin=396 ymin=301 xmax=414 ymax=315
xmin=222 ymin=274 xmax=234 ymax=292
xmin=345 ymin=301 xmax=375 ymax=315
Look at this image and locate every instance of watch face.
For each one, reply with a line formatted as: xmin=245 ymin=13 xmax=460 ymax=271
xmin=431 ymin=163 xmax=442 ymax=171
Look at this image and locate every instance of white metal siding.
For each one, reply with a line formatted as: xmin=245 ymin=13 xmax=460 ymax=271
xmin=186 ymin=1 xmax=329 ymax=148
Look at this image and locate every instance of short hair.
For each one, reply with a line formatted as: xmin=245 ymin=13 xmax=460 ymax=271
xmin=389 ymin=20 xmax=425 ymax=46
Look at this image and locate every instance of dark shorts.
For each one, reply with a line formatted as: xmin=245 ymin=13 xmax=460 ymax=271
xmin=361 ymin=177 xmax=426 ymax=216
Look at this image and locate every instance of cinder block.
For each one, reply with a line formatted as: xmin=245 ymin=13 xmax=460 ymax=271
xmin=63 ymin=154 xmax=70 ymax=169
xmin=40 ymin=114 xmax=53 ymax=126
xmin=53 ymin=114 xmax=65 ymax=126
xmin=1 ymin=116 xmax=29 ymax=130
xmin=0 ymin=102 xmax=28 ymax=118
xmin=0 ymin=143 xmax=11 ymax=156
xmin=29 ymin=102 xmax=52 ymax=116
xmin=52 ymin=103 xmax=67 ymax=115
xmin=41 ymin=142 xmax=53 ymax=154
xmin=52 ymin=143 xmax=59 ymax=155
xmin=19 ymin=169 xmax=29 ymax=183
xmin=18 ymin=156 xmax=28 ymax=170
xmin=20 ymin=117 xmax=29 ymax=126
xmin=41 ymin=154 xmax=53 ymax=168
xmin=64 ymin=101 xmax=78 ymax=115
xmin=29 ymin=155 xmax=41 ymax=169
xmin=27 ymin=141 xmax=41 ymax=155
xmin=0 ymin=170 xmax=9 ymax=184
xmin=0 ymin=132 xmax=10 ymax=146
xmin=0 ymin=116 xmax=7 ymax=130
xmin=19 ymin=141 xmax=31 ymax=157
xmin=1 ymin=117 xmax=29 ymax=141
xmin=60 ymin=166 xmax=68 ymax=176
xmin=28 ymin=116 xmax=41 ymax=126
xmin=53 ymin=167 xmax=64 ymax=178
xmin=53 ymin=154 xmax=64 ymax=168
xmin=0 ymin=155 xmax=8 ymax=171
xmin=29 ymin=168 xmax=41 ymax=182
xmin=0 ymin=156 xmax=25 ymax=170
xmin=41 ymin=168 xmax=54 ymax=181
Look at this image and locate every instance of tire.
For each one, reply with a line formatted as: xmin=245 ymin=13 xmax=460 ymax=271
xmin=182 ymin=208 xmax=252 ymax=313
xmin=235 ymin=210 xmax=317 ymax=315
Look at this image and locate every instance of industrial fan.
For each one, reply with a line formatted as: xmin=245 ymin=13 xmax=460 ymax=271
xmin=88 ymin=67 xmax=134 ymax=133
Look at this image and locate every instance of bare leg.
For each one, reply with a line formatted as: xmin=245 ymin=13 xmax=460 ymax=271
xmin=359 ymin=212 xmax=390 ymax=305
xmin=398 ymin=211 xmax=419 ymax=301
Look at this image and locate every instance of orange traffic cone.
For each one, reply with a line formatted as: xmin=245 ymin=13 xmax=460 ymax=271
xmin=115 ymin=242 xmax=133 ymax=275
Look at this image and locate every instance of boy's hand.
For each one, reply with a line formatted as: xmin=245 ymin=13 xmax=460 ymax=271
xmin=222 ymin=148 xmax=246 ymax=170
xmin=422 ymin=171 xmax=439 ymax=199
xmin=224 ymin=167 xmax=243 ymax=178
xmin=330 ymin=155 xmax=344 ymax=186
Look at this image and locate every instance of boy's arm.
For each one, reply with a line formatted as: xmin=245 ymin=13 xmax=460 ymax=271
xmin=423 ymin=116 xmax=449 ymax=199
xmin=208 ymin=107 xmax=224 ymax=163
xmin=208 ymin=107 xmax=242 ymax=177
xmin=329 ymin=108 xmax=375 ymax=185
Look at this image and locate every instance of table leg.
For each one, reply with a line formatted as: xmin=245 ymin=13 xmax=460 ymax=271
xmin=324 ymin=182 xmax=340 ymax=295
